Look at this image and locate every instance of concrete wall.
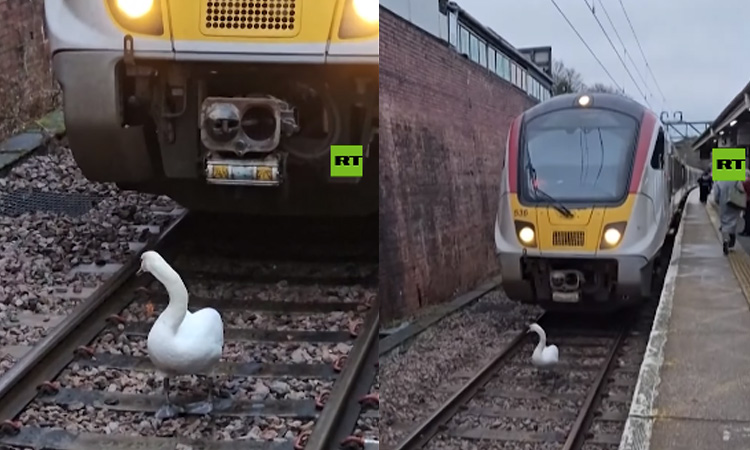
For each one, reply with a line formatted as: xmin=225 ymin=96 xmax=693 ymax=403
xmin=379 ymin=8 xmax=538 ymax=322
xmin=0 ymin=0 xmax=59 ymax=140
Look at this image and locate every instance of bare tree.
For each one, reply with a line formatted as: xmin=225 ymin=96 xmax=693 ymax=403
xmin=551 ymin=60 xmax=584 ymax=95
xmin=585 ymin=82 xmax=620 ymax=94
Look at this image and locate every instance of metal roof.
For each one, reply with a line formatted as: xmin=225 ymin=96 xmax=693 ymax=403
xmin=692 ymin=79 xmax=750 ymax=152
xmin=446 ymin=1 xmax=554 ymax=87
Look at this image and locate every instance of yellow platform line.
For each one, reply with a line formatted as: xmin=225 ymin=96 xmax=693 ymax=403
xmin=705 ymin=200 xmax=750 ymax=307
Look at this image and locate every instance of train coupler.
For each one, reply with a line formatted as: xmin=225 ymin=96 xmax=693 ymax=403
xmin=205 ymin=153 xmax=284 ymax=187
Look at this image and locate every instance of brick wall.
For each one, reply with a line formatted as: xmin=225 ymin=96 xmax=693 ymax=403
xmin=379 ymin=8 xmax=538 ymax=321
xmin=0 ymin=0 xmax=59 ymax=140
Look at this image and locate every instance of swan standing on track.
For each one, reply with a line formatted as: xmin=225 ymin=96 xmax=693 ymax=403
xmin=137 ymin=251 xmax=225 ymax=419
xmin=528 ymin=323 xmax=559 ymax=370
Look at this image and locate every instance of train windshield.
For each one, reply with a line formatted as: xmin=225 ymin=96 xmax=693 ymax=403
xmin=521 ymin=108 xmax=639 ymax=203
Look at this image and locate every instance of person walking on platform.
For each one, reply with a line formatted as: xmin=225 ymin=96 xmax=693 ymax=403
xmin=698 ymin=169 xmax=712 ymax=204
xmin=715 ymin=176 xmax=748 ymax=255
xmin=741 ymin=174 xmax=750 ymax=236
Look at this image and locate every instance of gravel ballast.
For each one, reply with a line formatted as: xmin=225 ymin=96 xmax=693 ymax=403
xmin=0 ymin=140 xmax=179 ymax=375
xmin=380 ymin=289 xmax=543 ymax=447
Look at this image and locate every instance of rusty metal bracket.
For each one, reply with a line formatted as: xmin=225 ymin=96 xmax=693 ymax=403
xmin=348 ymin=319 xmax=363 ymax=338
xmin=332 ymin=355 xmax=347 ymax=373
xmin=36 ymin=381 xmax=59 ymax=396
xmin=358 ymin=392 xmax=378 ymax=409
xmin=315 ymin=390 xmax=330 ymax=410
xmin=0 ymin=420 xmax=20 ymax=436
xmin=73 ymin=346 xmax=95 ymax=359
xmin=294 ymin=430 xmax=311 ymax=450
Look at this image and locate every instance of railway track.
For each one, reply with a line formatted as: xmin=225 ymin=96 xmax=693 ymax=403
xmin=390 ymin=307 xmax=654 ymax=450
xmin=0 ymin=213 xmax=379 ymax=450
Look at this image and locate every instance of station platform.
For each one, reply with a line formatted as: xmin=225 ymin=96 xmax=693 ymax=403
xmin=620 ymin=189 xmax=750 ymax=450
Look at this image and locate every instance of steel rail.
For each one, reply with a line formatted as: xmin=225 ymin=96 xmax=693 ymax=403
xmin=393 ymin=312 xmax=546 ymax=450
xmin=305 ymin=305 xmax=379 ymax=450
xmin=562 ymin=324 xmax=629 ymax=450
xmin=0 ymin=212 xmax=188 ymax=422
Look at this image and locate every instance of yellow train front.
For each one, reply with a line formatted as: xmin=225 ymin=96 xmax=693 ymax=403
xmin=44 ymin=0 xmax=378 ymax=215
xmin=495 ymin=93 xmax=698 ymax=312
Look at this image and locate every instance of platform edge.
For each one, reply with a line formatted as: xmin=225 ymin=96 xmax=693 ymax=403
xmin=617 ymin=189 xmax=692 ymax=450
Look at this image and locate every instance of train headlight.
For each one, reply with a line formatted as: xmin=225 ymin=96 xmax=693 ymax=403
xmin=116 ymin=0 xmax=153 ymax=19
xmin=519 ymin=227 xmax=535 ymax=243
xmin=603 ymin=228 xmax=621 ymax=246
xmin=107 ymin=0 xmax=164 ymax=35
xmin=339 ymin=0 xmax=379 ymax=39
xmin=578 ymin=95 xmax=591 ymax=107
xmin=353 ymin=0 xmax=379 ymax=24
xmin=514 ymin=221 xmax=537 ymax=247
xmin=600 ymin=222 xmax=627 ymax=249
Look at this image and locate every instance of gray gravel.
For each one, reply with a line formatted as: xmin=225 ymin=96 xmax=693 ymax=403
xmin=91 ymin=332 xmax=352 ymax=364
xmin=380 ymin=289 xmax=542 ymax=447
xmin=125 ymin=281 xmax=374 ymax=307
xmin=121 ymin=301 xmax=363 ymax=332
xmin=427 ymin=437 xmax=564 ymax=450
xmin=0 ymin=141 xmax=178 ymax=375
xmin=174 ymin=255 xmax=377 ymax=279
xmin=448 ymin=413 xmax=570 ymax=434
xmin=18 ymin=404 xmax=313 ymax=441
xmin=56 ymin=365 xmax=333 ymax=401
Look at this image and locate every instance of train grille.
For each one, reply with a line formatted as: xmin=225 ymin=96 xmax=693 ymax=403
xmin=552 ymin=231 xmax=585 ymax=247
xmin=201 ymin=0 xmax=300 ymax=37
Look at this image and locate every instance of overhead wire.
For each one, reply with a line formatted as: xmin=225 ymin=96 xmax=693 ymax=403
xmin=548 ymin=0 xmax=623 ymax=93
xmin=583 ymin=0 xmax=651 ymax=107
xmin=595 ymin=0 xmax=655 ymax=105
xmin=617 ymin=0 xmax=668 ymax=105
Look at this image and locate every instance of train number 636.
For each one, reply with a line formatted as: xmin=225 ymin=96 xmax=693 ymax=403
xmin=513 ymin=209 xmax=529 ymax=218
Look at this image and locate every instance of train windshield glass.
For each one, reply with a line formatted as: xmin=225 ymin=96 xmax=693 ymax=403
xmin=522 ymin=108 xmax=639 ymax=203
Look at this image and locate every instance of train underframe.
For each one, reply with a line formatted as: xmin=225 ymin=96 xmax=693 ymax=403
xmin=501 ymin=250 xmax=671 ymax=313
xmin=54 ymin=50 xmax=378 ymax=215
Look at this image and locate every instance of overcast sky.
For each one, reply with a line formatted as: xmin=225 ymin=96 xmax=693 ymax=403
xmin=457 ymin=0 xmax=749 ymax=124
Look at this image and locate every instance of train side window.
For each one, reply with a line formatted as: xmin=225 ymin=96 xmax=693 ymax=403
xmin=650 ymin=128 xmax=665 ymax=170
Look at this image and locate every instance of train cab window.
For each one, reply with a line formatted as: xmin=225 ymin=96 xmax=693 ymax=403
xmin=520 ymin=108 xmax=639 ymax=203
xmin=650 ymin=128 xmax=665 ymax=170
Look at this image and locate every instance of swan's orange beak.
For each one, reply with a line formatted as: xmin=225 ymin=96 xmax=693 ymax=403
xmin=145 ymin=302 xmax=154 ymax=318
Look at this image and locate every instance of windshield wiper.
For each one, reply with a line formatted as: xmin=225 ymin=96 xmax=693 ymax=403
xmin=526 ymin=164 xmax=575 ymax=218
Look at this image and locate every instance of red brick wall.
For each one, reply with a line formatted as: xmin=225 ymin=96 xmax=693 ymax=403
xmin=0 ymin=0 xmax=59 ymax=139
xmin=379 ymin=8 xmax=538 ymax=321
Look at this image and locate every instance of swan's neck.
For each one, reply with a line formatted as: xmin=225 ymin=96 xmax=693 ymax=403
xmin=151 ymin=262 xmax=189 ymax=333
xmin=533 ymin=329 xmax=547 ymax=353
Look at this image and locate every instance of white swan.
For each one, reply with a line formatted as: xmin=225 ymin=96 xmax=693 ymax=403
xmin=137 ymin=251 xmax=224 ymax=419
xmin=528 ymin=323 xmax=559 ymax=369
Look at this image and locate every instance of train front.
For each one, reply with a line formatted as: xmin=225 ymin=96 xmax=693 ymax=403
xmin=495 ymin=93 xmax=664 ymax=310
xmin=44 ymin=0 xmax=379 ymax=215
